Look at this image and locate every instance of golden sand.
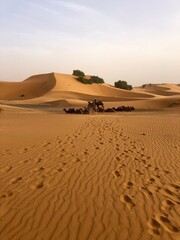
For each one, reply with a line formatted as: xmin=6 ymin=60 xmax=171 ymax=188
xmin=0 ymin=73 xmax=180 ymax=240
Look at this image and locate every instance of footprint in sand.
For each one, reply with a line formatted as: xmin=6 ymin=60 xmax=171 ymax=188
xmin=141 ymin=187 xmax=153 ymax=198
xmin=112 ymin=170 xmax=121 ymax=178
xmin=115 ymin=156 xmax=120 ymax=162
xmin=164 ymin=188 xmax=174 ymax=195
xmin=42 ymin=142 xmax=51 ymax=148
xmin=51 ymin=167 xmax=63 ymax=174
xmin=0 ymin=191 xmax=13 ymax=200
xmin=0 ymin=166 xmax=12 ymax=173
xmin=75 ymin=158 xmax=81 ymax=162
xmin=135 ymin=169 xmax=143 ymax=176
xmin=83 ymin=151 xmax=88 ymax=155
xmin=32 ymin=167 xmax=44 ymax=172
xmin=160 ymin=187 xmax=180 ymax=203
xmin=145 ymin=177 xmax=156 ymax=185
xmin=19 ymin=147 xmax=29 ymax=154
xmin=30 ymin=181 xmax=44 ymax=190
xmin=34 ymin=158 xmax=42 ymax=164
xmin=120 ymin=195 xmax=135 ymax=210
xmin=123 ymin=181 xmax=133 ymax=189
xmin=141 ymin=159 xmax=146 ymax=164
xmin=147 ymin=218 xmax=162 ymax=236
xmin=10 ymin=177 xmax=22 ymax=184
xmin=161 ymin=199 xmax=175 ymax=211
xmin=170 ymin=183 xmax=180 ymax=191
xmin=156 ymin=215 xmax=179 ymax=233
xmin=119 ymin=164 xmax=126 ymax=168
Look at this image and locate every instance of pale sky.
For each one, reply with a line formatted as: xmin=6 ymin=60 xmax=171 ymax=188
xmin=0 ymin=0 xmax=180 ymax=86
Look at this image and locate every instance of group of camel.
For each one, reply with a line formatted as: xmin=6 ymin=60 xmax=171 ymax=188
xmin=63 ymin=99 xmax=135 ymax=114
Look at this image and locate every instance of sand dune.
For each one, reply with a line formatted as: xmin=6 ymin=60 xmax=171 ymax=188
xmin=0 ymin=72 xmax=180 ymax=240
xmin=0 ymin=73 xmax=56 ymax=100
xmin=0 ymin=107 xmax=180 ymax=240
xmin=0 ymin=73 xmax=179 ymax=111
xmin=0 ymin=72 xmax=154 ymax=103
xmin=134 ymin=83 xmax=180 ymax=96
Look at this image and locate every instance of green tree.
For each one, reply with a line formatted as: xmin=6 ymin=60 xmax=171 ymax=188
xmin=90 ymin=76 xmax=104 ymax=84
xmin=76 ymin=75 xmax=104 ymax=84
xmin=72 ymin=70 xmax=85 ymax=77
xmin=114 ymin=80 xmax=133 ymax=90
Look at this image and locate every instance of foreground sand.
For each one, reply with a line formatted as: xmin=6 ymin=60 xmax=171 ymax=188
xmin=0 ymin=107 xmax=180 ymax=240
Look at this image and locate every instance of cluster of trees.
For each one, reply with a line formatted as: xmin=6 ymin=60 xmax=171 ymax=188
xmin=72 ymin=70 xmax=133 ymax=90
xmin=72 ymin=70 xmax=104 ymax=84
xmin=114 ymin=80 xmax=133 ymax=90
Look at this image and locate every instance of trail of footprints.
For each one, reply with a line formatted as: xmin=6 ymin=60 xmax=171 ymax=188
xmin=107 ymin=120 xmax=180 ymax=237
xmin=0 ymin=119 xmax=95 ymax=201
xmin=0 ymin=117 xmax=179 ymax=238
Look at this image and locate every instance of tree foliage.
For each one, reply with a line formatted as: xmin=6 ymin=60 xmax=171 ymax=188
xmin=72 ymin=70 xmax=85 ymax=77
xmin=72 ymin=70 xmax=104 ymax=84
xmin=114 ymin=80 xmax=133 ymax=90
xmin=77 ymin=75 xmax=104 ymax=84
xmin=90 ymin=76 xmax=104 ymax=84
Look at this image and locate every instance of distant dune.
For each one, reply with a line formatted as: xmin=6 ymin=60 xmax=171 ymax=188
xmin=134 ymin=83 xmax=180 ymax=96
xmin=0 ymin=72 xmax=179 ymax=109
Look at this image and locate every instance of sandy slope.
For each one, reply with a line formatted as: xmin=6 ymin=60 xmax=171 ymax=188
xmin=0 ymin=73 xmax=56 ymax=100
xmin=0 ymin=73 xmax=180 ymax=111
xmin=0 ymin=72 xmax=153 ymax=102
xmin=134 ymin=84 xmax=180 ymax=96
xmin=0 ymin=108 xmax=180 ymax=240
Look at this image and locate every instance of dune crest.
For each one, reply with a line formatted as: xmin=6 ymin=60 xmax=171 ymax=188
xmin=0 ymin=72 xmax=179 ymax=110
xmin=0 ymin=72 xmax=154 ymax=102
xmin=0 ymin=73 xmax=56 ymax=100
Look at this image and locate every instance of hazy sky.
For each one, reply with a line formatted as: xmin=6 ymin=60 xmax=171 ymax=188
xmin=0 ymin=0 xmax=180 ymax=86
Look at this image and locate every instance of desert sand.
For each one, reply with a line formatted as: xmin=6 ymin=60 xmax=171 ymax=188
xmin=0 ymin=73 xmax=180 ymax=240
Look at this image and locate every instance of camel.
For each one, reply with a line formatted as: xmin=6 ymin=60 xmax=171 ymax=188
xmin=112 ymin=106 xmax=135 ymax=112
xmin=63 ymin=108 xmax=89 ymax=114
xmin=63 ymin=103 xmax=135 ymax=114
xmin=87 ymin=99 xmax=105 ymax=112
xmin=105 ymin=108 xmax=116 ymax=112
xmin=87 ymin=100 xmax=97 ymax=112
xmin=96 ymin=100 xmax=104 ymax=112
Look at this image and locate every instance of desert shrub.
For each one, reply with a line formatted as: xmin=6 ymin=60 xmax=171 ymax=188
xmin=72 ymin=70 xmax=85 ymax=77
xmin=90 ymin=76 xmax=104 ymax=84
xmin=114 ymin=80 xmax=133 ymax=90
xmin=77 ymin=76 xmax=90 ymax=84
xmin=77 ymin=75 xmax=104 ymax=84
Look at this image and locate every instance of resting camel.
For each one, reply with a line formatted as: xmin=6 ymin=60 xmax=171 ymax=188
xmin=63 ymin=108 xmax=89 ymax=114
xmin=112 ymin=106 xmax=135 ymax=112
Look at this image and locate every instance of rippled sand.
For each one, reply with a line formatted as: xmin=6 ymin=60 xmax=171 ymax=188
xmin=0 ymin=107 xmax=179 ymax=240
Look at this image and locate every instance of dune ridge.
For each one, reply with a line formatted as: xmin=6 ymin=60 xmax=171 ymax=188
xmin=0 ymin=72 xmax=179 ymax=110
xmin=135 ymin=84 xmax=180 ymax=96
xmin=0 ymin=73 xmax=56 ymax=100
xmin=0 ymin=72 xmax=154 ymax=102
